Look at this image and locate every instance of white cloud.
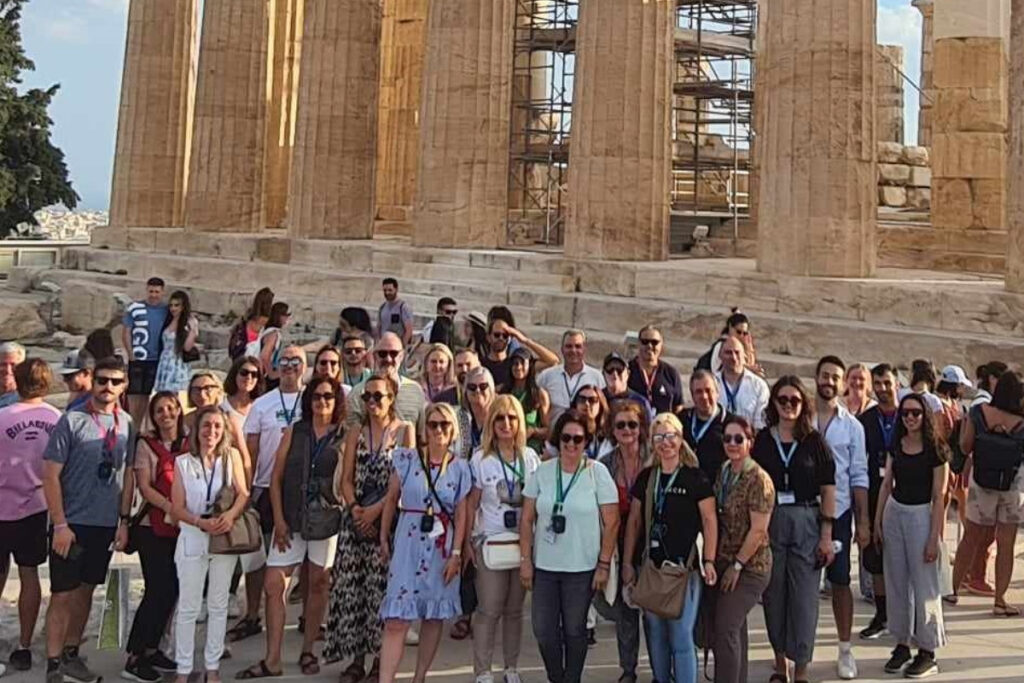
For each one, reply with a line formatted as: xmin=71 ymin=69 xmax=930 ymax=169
xmin=877 ymin=1 xmax=923 ymax=145
xmin=43 ymin=10 xmax=87 ymax=44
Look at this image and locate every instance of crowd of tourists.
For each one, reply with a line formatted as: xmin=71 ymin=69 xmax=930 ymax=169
xmin=0 ymin=275 xmax=1022 ymax=683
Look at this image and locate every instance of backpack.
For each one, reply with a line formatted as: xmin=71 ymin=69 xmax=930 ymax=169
xmin=971 ymin=405 xmax=1024 ymax=491
xmin=227 ymin=321 xmax=247 ymax=360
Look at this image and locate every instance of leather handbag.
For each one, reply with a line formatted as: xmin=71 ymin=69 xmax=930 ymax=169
xmin=630 ymin=468 xmax=693 ymax=619
xmin=482 ymin=531 xmax=521 ymax=571
xmin=208 ymin=456 xmax=262 ymax=555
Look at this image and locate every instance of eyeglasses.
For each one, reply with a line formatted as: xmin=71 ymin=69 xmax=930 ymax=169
xmin=494 ymin=414 xmax=519 ymax=424
xmin=279 ymin=357 xmax=303 ymax=369
xmin=192 ymin=384 xmax=219 ymax=394
xmin=901 ymin=408 xmax=924 ymax=419
xmin=466 ymin=383 xmax=490 ymax=394
xmin=312 ymin=392 xmax=335 ymax=402
xmin=576 ymin=395 xmax=599 ymax=405
xmin=775 ymin=395 xmax=803 ymax=409
xmin=317 ymin=359 xmax=340 ymax=368
xmin=427 ymin=420 xmax=452 ymax=431
xmin=95 ymin=376 xmax=126 ymax=387
xmin=722 ymin=434 xmax=746 ymax=445
xmin=560 ymin=434 xmax=586 ymax=445
xmin=343 ymin=347 xmax=366 ymax=355
xmin=639 ymin=338 xmax=661 ymax=348
xmin=361 ymin=391 xmax=391 ymax=404
xmin=238 ymin=369 xmax=259 ymax=379
xmin=652 ymin=432 xmax=681 ymax=444
xmin=615 ymin=420 xmax=639 ymax=431
xmin=376 ymin=350 xmax=400 ymax=360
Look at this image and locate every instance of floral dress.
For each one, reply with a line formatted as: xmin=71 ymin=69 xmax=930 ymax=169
xmin=323 ymin=432 xmax=397 ymax=662
xmin=379 ymin=448 xmax=471 ymax=621
xmin=154 ymin=320 xmax=195 ymax=392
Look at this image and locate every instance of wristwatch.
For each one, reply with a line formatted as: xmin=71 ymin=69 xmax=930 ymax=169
xmin=732 ymin=559 xmax=744 ymax=573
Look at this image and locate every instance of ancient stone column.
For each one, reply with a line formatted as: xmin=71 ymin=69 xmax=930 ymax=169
xmin=108 ymin=0 xmax=197 ymax=228
xmin=564 ymin=0 xmax=674 ymax=261
xmin=184 ymin=0 xmax=271 ymax=232
xmin=1006 ymin=0 xmax=1024 ymax=290
xmin=288 ymin=0 xmax=381 ymax=239
xmin=913 ymin=0 xmax=935 ymax=146
xmin=876 ymin=45 xmax=905 ymax=144
xmin=263 ymin=0 xmax=304 ymax=230
xmin=413 ymin=0 xmax=515 ymax=248
xmin=755 ymin=0 xmax=877 ymax=278
xmin=376 ymin=0 xmax=428 ymax=223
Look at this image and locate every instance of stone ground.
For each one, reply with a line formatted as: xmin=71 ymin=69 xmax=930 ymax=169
xmin=2 ymin=519 xmax=1024 ymax=683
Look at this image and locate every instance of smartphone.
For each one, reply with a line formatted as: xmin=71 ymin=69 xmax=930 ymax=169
xmin=66 ymin=543 xmax=84 ymax=562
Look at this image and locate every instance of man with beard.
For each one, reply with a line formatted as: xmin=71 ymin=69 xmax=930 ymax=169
xmin=481 ymin=318 xmax=558 ymax=392
xmin=815 ymin=356 xmax=869 ymax=680
xmin=345 ymin=332 xmax=426 ymax=427
xmin=377 ymin=278 xmax=413 ymax=345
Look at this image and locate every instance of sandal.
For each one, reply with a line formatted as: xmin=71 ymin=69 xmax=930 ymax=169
xmin=942 ymin=594 xmax=959 ymax=605
xmin=338 ymin=661 xmax=365 ymax=683
xmin=993 ymin=602 xmax=1021 ymax=617
xmin=769 ymin=675 xmax=789 ymax=683
xmin=449 ymin=616 xmax=471 ymax=640
xmin=233 ymin=661 xmax=282 ymax=680
xmin=298 ymin=652 xmax=319 ymax=676
xmin=227 ymin=617 xmax=263 ymax=643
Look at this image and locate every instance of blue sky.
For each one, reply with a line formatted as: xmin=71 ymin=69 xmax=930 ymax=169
xmin=18 ymin=0 xmax=922 ymax=212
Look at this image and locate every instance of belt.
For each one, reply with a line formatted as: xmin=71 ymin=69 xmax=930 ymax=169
xmin=778 ymin=500 xmax=820 ymax=508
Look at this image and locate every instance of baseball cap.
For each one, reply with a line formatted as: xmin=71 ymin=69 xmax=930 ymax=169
xmin=59 ymin=349 xmax=95 ymax=376
xmin=940 ymin=365 xmax=973 ymax=388
xmin=603 ymin=351 xmax=627 ymax=371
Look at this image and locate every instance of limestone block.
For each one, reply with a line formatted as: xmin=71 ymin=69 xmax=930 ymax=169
xmin=878 ymin=141 xmax=904 ymax=163
xmin=933 ymin=0 xmax=1010 ymax=42
xmin=947 ymin=227 xmax=1008 ymax=254
xmin=907 ymin=187 xmax=932 ymax=209
xmin=909 ymin=166 xmax=932 ymax=187
xmin=933 ymin=37 xmax=1007 ymax=90
xmin=90 ymin=227 xmax=128 ymax=250
xmin=1008 ymin=0 xmax=1024 ymax=291
xmin=878 ymin=163 xmax=912 ymax=185
xmin=879 ymin=186 xmax=908 ymax=207
xmin=933 ymin=87 xmax=1007 ymax=133
xmin=972 ymin=178 xmax=1007 ymax=229
xmin=932 ymin=132 xmax=1006 ymax=178
xmin=931 ymin=178 xmax=974 ymax=229
xmin=256 ymin=238 xmax=293 ymax=264
xmin=0 ymin=299 xmax=47 ymax=341
xmin=60 ymin=281 xmax=123 ymax=335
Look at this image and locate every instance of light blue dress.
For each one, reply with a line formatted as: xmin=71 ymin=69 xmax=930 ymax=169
xmin=154 ymin=323 xmax=192 ymax=392
xmin=379 ymin=448 xmax=471 ymax=621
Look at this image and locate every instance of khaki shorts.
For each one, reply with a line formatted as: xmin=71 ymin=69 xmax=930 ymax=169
xmin=966 ymin=470 xmax=1024 ymax=526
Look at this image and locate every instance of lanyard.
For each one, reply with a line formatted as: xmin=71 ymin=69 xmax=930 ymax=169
xmin=310 ymin=428 xmax=333 ymax=477
xmin=690 ymin=407 xmax=717 ymax=444
xmin=555 ymin=457 xmax=585 ymax=510
xmin=772 ymin=429 xmax=798 ymax=490
xmin=586 ymin=439 xmax=599 ymax=460
xmin=561 ymin=369 xmax=585 ymax=405
xmin=278 ymin=390 xmax=300 ymax=426
xmin=877 ymin=410 xmax=897 ymax=451
xmin=655 ymin=467 xmax=681 ymax=519
xmin=717 ymin=464 xmax=736 ymax=509
xmin=421 ymin=452 xmax=452 ymax=513
xmin=640 ymin=364 xmax=658 ymax=402
xmin=87 ymin=401 xmax=120 ymax=457
xmin=721 ymin=372 xmax=744 ymax=413
xmin=499 ymin=453 xmax=524 ymax=501
xmin=197 ymin=457 xmax=217 ymax=510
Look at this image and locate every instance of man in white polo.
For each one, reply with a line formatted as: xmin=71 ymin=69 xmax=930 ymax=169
xmin=536 ymin=329 xmax=605 ymax=424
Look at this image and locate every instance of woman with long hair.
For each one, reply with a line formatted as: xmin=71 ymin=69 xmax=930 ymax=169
xmin=874 ymin=394 xmax=948 ymax=678
xmin=596 ymin=400 xmax=651 ymax=683
xmin=170 ymin=407 xmax=249 ymax=683
xmin=456 ymin=367 xmax=496 ymax=460
xmin=421 ymin=343 xmax=458 ymax=405
xmin=509 ymin=347 xmax=551 ymax=453
xmin=378 ymin=403 xmax=472 ymax=683
xmin=465 ymin=396 xmax=541 ymax=683
xmin=571 ymin=384 xmax=612 ymax=460
xmin=260 ymin=302 xmax=293 ymax=390
xmin=186 ymin=372 xmax=253 ymax=486
xmin=154 ymin=291 xmax=199 ymax=398
xmin=753 ymin=376 xmax=836 ymax=683
xmin=622 ymin=413 xmax=717 ymax=683
xmin=221 ymin=356 xmax=264 ymax=428
xmin=228 ymin=288 xmax=274 ymax=361
xmin=123 ymin=392 xmax=188 ymax=681
xmin=843 ymin=364 xmax=877 ymax=417
xmin=324 ymin=374 xmax=415 ymax=683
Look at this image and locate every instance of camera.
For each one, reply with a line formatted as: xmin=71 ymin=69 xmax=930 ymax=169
xmin=551 ymin=514 xmax=566 ymax=534
xmin=420 ymin=513 xmax=435 ymax=534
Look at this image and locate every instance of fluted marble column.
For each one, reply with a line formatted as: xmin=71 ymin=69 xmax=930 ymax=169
xmin=288 ymin=0 xmax=381 ymax=238
xmin=1007 ymin=0 xmax=1024 ymax=291
xmin=109 ymin=0 xmax=197 ymax=228
xmin=413 ymin=0 xmax=515 ymax=248
xmin=564 ymin=0 xmax=673 ymax=261
xmin=263 ymin=0 xmax=304 ymax=229
xmin=755 ymin=0 xmax=877 ymax=277
xmin=184 ymin=0 xmax=271 ymax=231
xmin=375 ymin=0 xmax=428 ymax=223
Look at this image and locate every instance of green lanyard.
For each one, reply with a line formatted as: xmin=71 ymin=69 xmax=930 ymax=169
xmin=554 ymin=458 xmax=585 ymax=514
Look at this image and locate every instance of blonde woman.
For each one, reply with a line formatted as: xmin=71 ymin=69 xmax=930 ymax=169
xmin=170 ymin=407 xmax=249 ymax=683
xmin=420 ymin=343 xmax=458 ymax=405
xmin=622 ymin=413 xmax=717 ymax=683
xmin=465 ymin=396 xmax=542 ymax=683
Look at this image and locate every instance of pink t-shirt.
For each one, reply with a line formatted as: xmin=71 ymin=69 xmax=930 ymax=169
xmin=0 ymin=401 xmax=62 ymax=520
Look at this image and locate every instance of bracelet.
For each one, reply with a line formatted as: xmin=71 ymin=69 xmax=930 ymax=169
xmin=452 ymin=548 xmax=462 ymax=557
xmin=53 ymin=522 xmax=69 ymax=531
xmin=703 ymin=558 xmax=716 ymax=565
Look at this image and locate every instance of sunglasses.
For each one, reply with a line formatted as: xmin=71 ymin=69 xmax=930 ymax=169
xmin=312 ymin=392 xmax=335 ymax=402
xmin=775 ymin=395 xmax=802 ymax=409
xmin=605 ymin=367 xmax=626 ymax=376
xmin=238 ymin=368 xmax=260 ymax=379
xmin=491 ymin=332 xmax=509 ymax=340
xmin=901 ymin=408 xmax=924 ymax=419
xmin=95 ymin=376 xmax=126 ymax=387
xmin=639 ymin=338 xmax=661 ymax=348
xmin=279 ymin=358 xmax=303 ymax=369
xmin=192 ymin=384 xmax=219 ymax=394
xmin=560 ymin=433 xmax=586 ymax=445
xmin=615 ymin=420 xmax=639 ymax=431
xmin=427 ymin=420 xmax=452 ymax=431
xmin=494 ymin=414 xmax=519 ymax=424
xmin=362 ymin=391 xmax=391 ymax=404
xmin=652 ymin=432 xmax=681 ymax=444
xmin=723 ymin=434 xmax=746 ymax=445
xmin=442 ymin=309 xmax=458 ymax=317
xmin=376 ymin=350 xmax=401 ymax=360
xmin=576 ymin=395 xmax=599 ymax=405
xmin=317 ymin=359 xmax=340 ymax=368
xmin=343 ymin=347 xmax=366 ymax=355
xmin=466 ymin=383 xmax=490 ymax=394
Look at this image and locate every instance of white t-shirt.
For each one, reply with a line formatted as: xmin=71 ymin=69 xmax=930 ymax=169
xmin=243 ymin=389 xmax=303 ymax=488
xmin=537 ymin=364 xmax=606 ymax=422
xmin=471 ymin=447 xmax=541 ymax=537
xmin=715 ymin=370 xmax=770 ymax=430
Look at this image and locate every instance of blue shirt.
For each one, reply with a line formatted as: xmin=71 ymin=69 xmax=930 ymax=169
xmin=0 ymin=392 xmax=17 ymax=409
xmin=122 ymin=301 xmax=168 ymax=361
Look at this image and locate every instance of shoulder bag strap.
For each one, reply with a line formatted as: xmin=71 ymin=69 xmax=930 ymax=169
xmin=642 ymin=468 xmax=657 ymax=562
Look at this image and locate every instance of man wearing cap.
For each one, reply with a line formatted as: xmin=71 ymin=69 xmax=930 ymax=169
xmin=58 ymin=350 xmax=95 ymax=413
xmin=481 ymin=318 xmax=558 ymax=392
xmin=627 ymin=325 xmax=684 ymax=415
xmin=537 ymin=330 xmax=605 ymax=424
xmin=0 ymin=342 xmax=27 ymax=409
xmin=602 ymin=352 xmax=653 ymax=418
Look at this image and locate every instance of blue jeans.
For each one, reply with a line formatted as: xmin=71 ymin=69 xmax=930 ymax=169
xmin=643 ymin=571 xmax=703 ymax=683
xmin=531 ymin=569 xmax=594 ymax=683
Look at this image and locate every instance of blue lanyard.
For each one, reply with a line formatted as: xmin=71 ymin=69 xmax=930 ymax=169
xmin=655 ymin=467 xmax=681 ymax=519
xmin=772 ymin=430 xmax=798 ymax=490
xmin=690 ymin=407 xmax=718 ymax=444
xmin=278 ymin=390 xmax=300 ymax=425
xmin=877 ymin=411 xmax=897 ymax=451
xmin=499 ymin=454 xmax=524 ymax=501
xmin=586 ymin=440 xmax=599 ymax=460
xmin=721 ymin=372 xmax=744 ymax=413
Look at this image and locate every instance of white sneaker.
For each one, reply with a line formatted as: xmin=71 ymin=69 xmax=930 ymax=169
xmin=838 ymin=649 xmax=858 ymax=680
xmin=474 ymin=675 xmax=494 ymax=683
xmin=503 ymin=670 xmax=521 ymax=683
xmin=227 ymin=594 xmax=242 ymax=619
xmin=404 ymin=627 xmax=419 ymax=646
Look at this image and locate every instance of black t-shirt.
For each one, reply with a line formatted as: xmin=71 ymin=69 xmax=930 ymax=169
xmin=482 ymin=356 xmax=513 ymax=392
xmin=752 ymin=428 xmax=835 ymax=504
xmin=892 ymin=445 xmax=944 ymax=506
xmin=859 ymin=406 xmax=899 ymax=516
xmin=630 ymin=465 xmax=713 ymax=568
xmin=681 ymin=407 xmax=728 ymax=483
xmin=627 ymin=359 xmax=684 ymax=415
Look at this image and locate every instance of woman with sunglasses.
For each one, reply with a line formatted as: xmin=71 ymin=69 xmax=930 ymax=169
xmin=464 ymin=396 xmax=541 ymax=683
xmin=259 ymin=302 xmax=292 ymax=391
xmin=520 ymin=411 xmax=619 ymax=683
xmin=456 ymin=366 xmax=496 ymax=460
xmin=873 ymin=394 xmax=948 ymax=678
xmin=123 ymin=392 xmax=188 ymax=682
xmin=325 ymin=373 xmax=414 ymax=683
xmin=420 ymin=343 xmax=458 ymax=406
xmin=711 ymin=416 xmax=774 ymax=683
xmin=377 ymin=403 xmax=472 ymax=683
xmin=154 ymin=291 xmax=200 ymax=402
xmin=310 ymin=345 xmax=344 ymax=385
xmin=752 ymin=376 xmax=836 ymax=683
xmin=509 ymin=347 xmax=551 ymax=453
xmin=221 ymin=356 xmax=264 ymax=428
xmin=596 ymin=400 xmax=651 ymax=683
xmin=170 ymin=407 xmax=249 ymax=683
xmin=237 ymin=376 xmax=346 ymax=679
xmin=621 ymin=413 xmax=716 ymax=683
xmin=571 ymin=385 xmax=613 ymax=461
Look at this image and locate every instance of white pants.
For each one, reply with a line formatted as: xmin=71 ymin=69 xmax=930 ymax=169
xmin=266 ymin=534 xmax=338 ymax=569
xmin=175 ymin=553 xmax=236 ymax=674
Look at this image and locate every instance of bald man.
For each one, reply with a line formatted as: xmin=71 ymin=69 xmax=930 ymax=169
xmin=714 ymin=336 xmax=770 ymax=429
xmin=345 ymin=332 xmax=426 ymax=428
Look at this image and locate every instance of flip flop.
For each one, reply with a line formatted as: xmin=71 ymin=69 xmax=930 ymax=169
xmin=993 ymin=603 xmax=1021 ymax=617
xmin=233 ymin=661 xmax=281 ymax=680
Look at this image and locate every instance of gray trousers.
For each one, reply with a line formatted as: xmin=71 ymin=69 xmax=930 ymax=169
xmin=762 ymin=504 xmax=821 ymax=667
xmin=882 ymin=499 xmax=947 ymax=652
xmin=472 ymin=554 xmax=527 ymax=675
xmin=712 ymin=568 xmax=770 ymax=683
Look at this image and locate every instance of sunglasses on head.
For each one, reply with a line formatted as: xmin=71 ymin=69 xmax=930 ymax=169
xmin=343 ymin=346 xmax=366 ymax=355
xmin=560 ymin=433 xmax=586 ymax=445
xmin=238 ymin=368 xmax=259 ymax=379
xmin=376 ymin=350 xmax=400 ymax=360
xmin=652 ymin=432 xmax=681 ymax=444
xmin=901 ymin=408 xmax=924 ymax=419
xmin=279 ymin=357 xmax=303 ymax=369
xmin=775 ymin=395 xmax=802 ymax=409
xmin=95 ymin=376 xmax=126 ymax=387
xmin=615 ymin=420 xmax=639 ymax=431
xmin=639 ymin=338 xmax=661 ymax=348
xmin=466 ymin=383 xmax=490 ymax=393
xmin=362 ymin=391 xmax=391 ymax=404
xmin=723 ymin=434 xmax=746 ymax=445
xmin=312 ymin=392 xmax=335 ymax=402
xmin=427 ymin=419 xmax=452 ymax=431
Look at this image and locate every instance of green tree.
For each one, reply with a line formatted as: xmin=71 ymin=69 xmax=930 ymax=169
xmin=0 ymin=0 xmax=77 ymax=232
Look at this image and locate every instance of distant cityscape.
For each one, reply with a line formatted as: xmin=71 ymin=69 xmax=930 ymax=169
xmin=4 ymin=208 xmax=106 ymax=242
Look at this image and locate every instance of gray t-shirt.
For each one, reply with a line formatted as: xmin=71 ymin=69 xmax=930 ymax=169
xmin=378 ymin=299 xmax=412 ymax=338
xmin=43 ymin=408 xmax=133 ymax=528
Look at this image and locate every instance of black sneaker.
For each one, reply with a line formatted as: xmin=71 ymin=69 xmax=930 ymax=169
xmin=10 ymin=648 xmax=32 ymax=671
xmin=147 ymin=651 xmax=176 ymax=673
xmin=859 ymin=617 xmax=887 ymax=640
xmin=883 ymin=645 xmax=912 ymax=674
xmin=121 ymin=656 xmax=161 ymax=683
xmin=904 ymin=651 xmax=938 ymax=679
